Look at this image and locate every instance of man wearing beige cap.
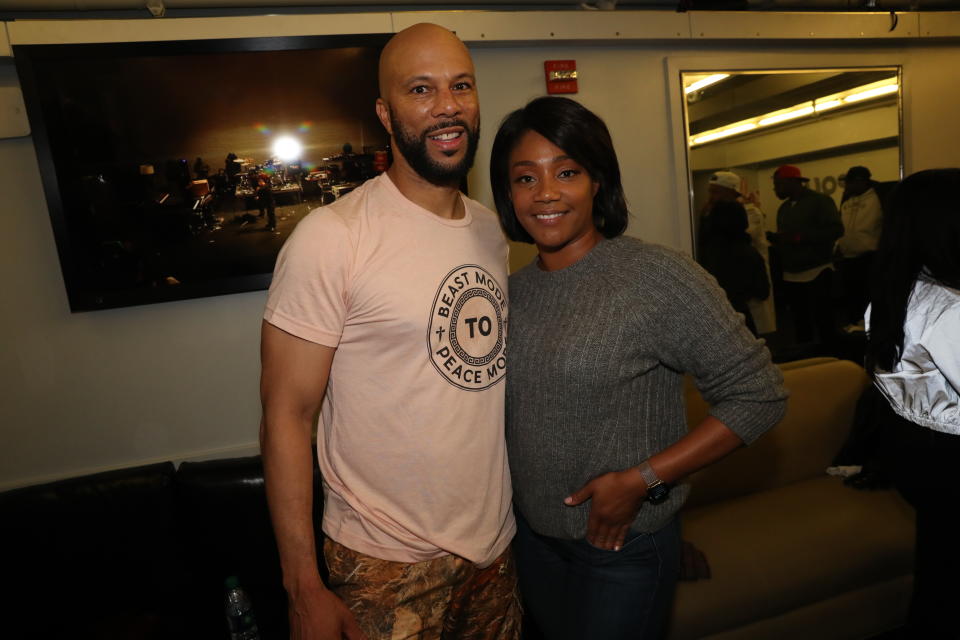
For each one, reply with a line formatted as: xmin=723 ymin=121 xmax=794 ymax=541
xmin=705 ymin=171 xmax=768 ymax=254
xmin=701 ymin=170 xmax=775 ymax=333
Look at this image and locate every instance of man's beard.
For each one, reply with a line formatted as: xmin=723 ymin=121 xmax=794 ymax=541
xmin=390 ymin=110 xmax=480 ymax=187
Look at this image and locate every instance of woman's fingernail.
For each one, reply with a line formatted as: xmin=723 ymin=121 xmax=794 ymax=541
xmin=614 ymin=545 xmax=621 ymax=551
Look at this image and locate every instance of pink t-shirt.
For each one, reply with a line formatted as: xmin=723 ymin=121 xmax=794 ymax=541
xmin=264 ymin=173 xmax=514 ymax=567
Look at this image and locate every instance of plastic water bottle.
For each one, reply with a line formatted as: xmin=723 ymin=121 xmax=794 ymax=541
xmin=224 ymin=576 xmax=261 ymax=640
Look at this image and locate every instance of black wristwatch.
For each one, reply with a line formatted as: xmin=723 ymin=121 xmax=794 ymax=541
xmin=638 ymin=460 xmax=672 ymax=505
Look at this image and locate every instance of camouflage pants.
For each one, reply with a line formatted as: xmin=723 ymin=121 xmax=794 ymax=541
xmin=323 ymin=538 xmax=521 ymax=640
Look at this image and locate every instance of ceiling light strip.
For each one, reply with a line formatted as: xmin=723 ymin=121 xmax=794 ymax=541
xmin=689 ymin=77 xmax=898 ymax=147
xmin=684 ymin=73 xmax=730 ymax=95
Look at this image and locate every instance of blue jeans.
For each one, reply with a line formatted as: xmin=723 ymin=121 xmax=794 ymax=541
xmin=513 ymin=513 xmax=680 ymax=640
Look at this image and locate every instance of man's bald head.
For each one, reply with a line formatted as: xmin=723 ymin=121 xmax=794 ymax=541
xmin=375 ymin=22 xmax=480 ymax=187
xmin=378 ymin=23 xmax=473 ymax=101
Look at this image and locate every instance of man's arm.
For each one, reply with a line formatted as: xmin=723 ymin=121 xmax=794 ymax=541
xmin=260 ymin=320 xmax=365 ymax=640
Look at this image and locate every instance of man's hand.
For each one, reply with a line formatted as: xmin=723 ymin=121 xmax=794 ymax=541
xmin=564 ymin=469 xmax=646 ymax=551
xmin=288 ymin=582 xmax=367 ymax=640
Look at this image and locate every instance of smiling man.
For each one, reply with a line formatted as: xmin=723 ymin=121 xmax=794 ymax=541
xmin=259 ymin=23 xmax=518 ymax=640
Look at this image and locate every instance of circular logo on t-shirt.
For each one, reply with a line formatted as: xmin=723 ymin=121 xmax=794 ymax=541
xmin=427 ymin=265 xmax=507 ymax=391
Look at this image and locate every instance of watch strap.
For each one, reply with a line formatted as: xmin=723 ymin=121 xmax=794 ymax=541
xmin=638 ymin=460 xmax=671 ymax=504
xmin=637 ymin=460 xmax=662 ymax=489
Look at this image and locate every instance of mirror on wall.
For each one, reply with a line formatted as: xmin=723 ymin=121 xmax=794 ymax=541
xmin=680 ymin=67 xmax=901 ymax=361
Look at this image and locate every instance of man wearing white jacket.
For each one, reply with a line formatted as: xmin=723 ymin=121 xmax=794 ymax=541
xmin=836 ymin=165 xmax=883 ymax=331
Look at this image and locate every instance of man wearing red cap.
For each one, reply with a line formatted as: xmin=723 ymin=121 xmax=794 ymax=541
xmin=769 ymin=165 xmax=843 ymax=347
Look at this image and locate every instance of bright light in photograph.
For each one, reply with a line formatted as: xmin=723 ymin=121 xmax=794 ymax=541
xmin=272 ymin=136 xmax=302 ymax=161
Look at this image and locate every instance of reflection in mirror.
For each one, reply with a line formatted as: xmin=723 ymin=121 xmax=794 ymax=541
xmin=682 ymin=68 xmax=901 ymax=362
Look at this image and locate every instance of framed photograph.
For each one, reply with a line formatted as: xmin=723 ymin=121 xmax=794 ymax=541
xmin=15 ymin=33 xmax=391 ymax=311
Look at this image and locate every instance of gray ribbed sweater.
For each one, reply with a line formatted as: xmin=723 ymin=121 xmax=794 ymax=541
xmin=506 ymin=236 xmax=787 ymax=540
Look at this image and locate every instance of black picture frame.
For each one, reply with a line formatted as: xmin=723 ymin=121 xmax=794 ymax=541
xmin=14 ymin=33 xmax=391 ymax=312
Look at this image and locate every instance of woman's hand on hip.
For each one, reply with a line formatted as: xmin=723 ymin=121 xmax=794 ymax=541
xmin=564 ymin=469 xmax=647 ymax=551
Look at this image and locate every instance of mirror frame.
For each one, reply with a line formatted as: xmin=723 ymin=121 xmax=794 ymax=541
xmin=665 ymin=55 xmax=904 ymax=258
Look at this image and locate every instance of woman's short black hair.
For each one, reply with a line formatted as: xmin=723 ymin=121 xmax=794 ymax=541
xmin=490 ymin=96 xmax=629 ymax=243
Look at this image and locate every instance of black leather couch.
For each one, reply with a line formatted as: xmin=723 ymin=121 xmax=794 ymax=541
xmin=1 ymin=456 xmax=322 ymax=640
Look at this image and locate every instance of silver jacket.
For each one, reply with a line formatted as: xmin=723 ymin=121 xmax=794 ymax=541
xmin=867 ymin=277 xmax=960 ymax=435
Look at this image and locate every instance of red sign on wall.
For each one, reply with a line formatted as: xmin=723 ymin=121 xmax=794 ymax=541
xmin=544 ymin=60 xmax=578 ymax=94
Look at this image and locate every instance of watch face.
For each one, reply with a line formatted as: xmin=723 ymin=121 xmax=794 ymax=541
xmin=647 ymin=483 xmax=671 ymax=505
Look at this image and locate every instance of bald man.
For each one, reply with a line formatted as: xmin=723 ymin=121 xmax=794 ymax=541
xmin=260 ymin=24 xmax=519 ymax=640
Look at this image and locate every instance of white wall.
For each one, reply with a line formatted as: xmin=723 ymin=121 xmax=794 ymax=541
xmin=469 ymin=44 xmax=692 ymax=267
xmin=0 ymin=133 xmax=267 ymax=489
xmin=690 ymin=146 xmax=900 ymax=235
xmin=2 ymin=14 xmax=960 ymax=489
xmin=751 ymin=146 xmax=900 ymax=222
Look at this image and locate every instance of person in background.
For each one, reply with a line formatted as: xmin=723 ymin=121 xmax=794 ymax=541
xmin=340 ymin=142 xmax=363 ymax=182
xmin=865 ymin=168 xmax=960 ymax=637
xmin=225 ymin=152 xmax=241 ymax=190
xmin=253 ymin=168 xmax=277 ymax=231
xmin=699 ymin=200 xmax=770 ymax=335
xmin=193 ymin=156 xmax=210 ymax=180
xmin=769 ymin=164 xmax=843 ymax=349
xmin=700 ymin=171 xmax=767 ymax=257
xmin=491 ymin=96 xmax=787 ymax=640
xmin=700 ymin=170 xmax=775 ymax=334
xmin=260 ymin=23 xmax=519 ymax=640
xmin=836 ymin=165 xmax=883 ymax=333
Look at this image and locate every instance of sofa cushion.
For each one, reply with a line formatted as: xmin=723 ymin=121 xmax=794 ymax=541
xmin=0 ymin=462 xmax=185 ymax=639
xmin=776 ymin=356 xmax=840 ymax=371
xmin=669 ymin=475 xmax=914 ymax=640
xmin=690 ymin=577 xmax=911 ymax=640
xmin=685 ymin=360 xmax=869 ymax=508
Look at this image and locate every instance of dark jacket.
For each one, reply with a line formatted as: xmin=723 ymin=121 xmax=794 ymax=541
xmin=701 ymin=237 xmax=770 ymax=308
xmin=775 ymin=187 xmax=843 ymax=273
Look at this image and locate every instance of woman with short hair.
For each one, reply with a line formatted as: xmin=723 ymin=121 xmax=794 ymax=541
xmin=865 ymin=168 xmax=960 ymax=637
xmin=490 ymin=96 xmax=787 ymax=639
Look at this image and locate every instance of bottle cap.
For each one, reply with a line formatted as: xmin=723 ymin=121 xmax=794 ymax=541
xmin=225 ymin=576 xmax=240 ymax=590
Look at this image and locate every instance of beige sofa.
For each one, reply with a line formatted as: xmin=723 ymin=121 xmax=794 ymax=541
xmin=668 ymin=358 xmax=915 ymax=640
